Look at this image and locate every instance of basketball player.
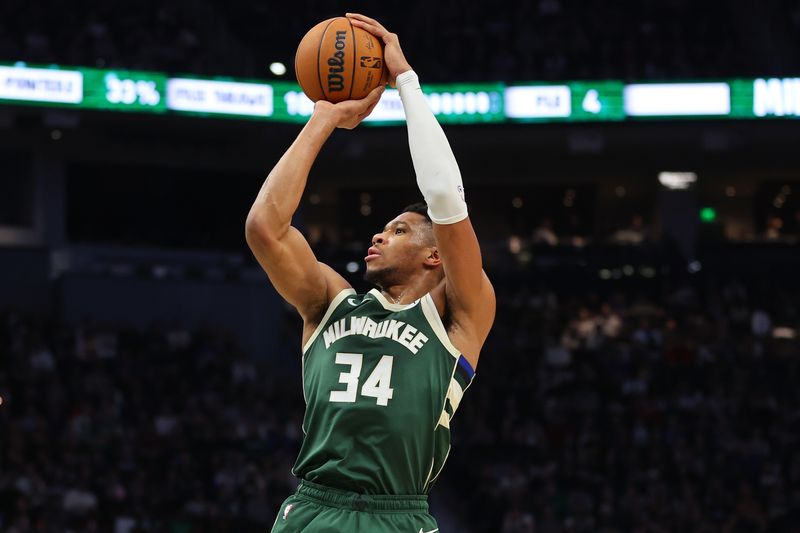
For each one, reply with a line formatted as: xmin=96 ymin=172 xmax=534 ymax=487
xmin=246 ymin=13 xmax=495 ymax=532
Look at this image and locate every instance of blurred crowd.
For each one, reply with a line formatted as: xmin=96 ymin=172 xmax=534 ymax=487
xmin=2 ymin=0 xmax=800 ymax=81
xmin=2 ymin=251 xmax=799 ymax=532
xmin=0 ymin=0 xmax=211 ymax=75
xmin=0 ymin=316 xmax=303 ymax=532
xmin=448 ymin=272 xmax=800 ymax=532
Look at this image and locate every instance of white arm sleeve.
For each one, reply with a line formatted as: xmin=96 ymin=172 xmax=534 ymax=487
xmin=397 ymin=70 xmax=468 ymax=225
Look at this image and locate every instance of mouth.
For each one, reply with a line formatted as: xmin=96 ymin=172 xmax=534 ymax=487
xmin=365 ymin=247 xmax=381 ymax=262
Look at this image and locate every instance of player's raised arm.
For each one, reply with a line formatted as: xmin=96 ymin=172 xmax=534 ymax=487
xmin=245 ymin=87 xmax=384 ymax=325
xmin=397 ymin=70 xmax=495 ymax=349
xmin=347 ymin=14 xmax=496 ymax=357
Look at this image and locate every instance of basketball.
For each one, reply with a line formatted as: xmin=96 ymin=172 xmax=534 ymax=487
xmin=295 ymin=17 xmax=387 ymax=103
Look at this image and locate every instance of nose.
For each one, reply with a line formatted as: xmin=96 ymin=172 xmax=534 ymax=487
xmin=372 ymin=233 xmax=385 ymax=246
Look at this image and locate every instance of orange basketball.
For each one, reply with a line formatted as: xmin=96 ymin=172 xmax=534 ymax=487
xmin=295 ymin=17 xmax=386 ymax=103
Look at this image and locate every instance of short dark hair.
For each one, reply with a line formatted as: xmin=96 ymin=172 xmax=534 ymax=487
xmin=401 ymin=202 xmax=435 ymax=245
xmin=401 ymin=202 xmax=431 ymax=223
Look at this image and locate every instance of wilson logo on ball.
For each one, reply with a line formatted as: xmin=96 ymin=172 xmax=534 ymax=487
xmin=360 ymin=57 xmax=383 ymax=69
xmin=327 ymin=30 xmax=347 ymax=92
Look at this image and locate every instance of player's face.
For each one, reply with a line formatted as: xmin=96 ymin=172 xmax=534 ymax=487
xmin=364 ymin=212 xmax=433 ymax=286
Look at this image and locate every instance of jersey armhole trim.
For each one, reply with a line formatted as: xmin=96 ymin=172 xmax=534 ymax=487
xmin=302 ymin=288 xmax=357 ymax=354
xmin=420 ymin=293 xmax=461 ymax=359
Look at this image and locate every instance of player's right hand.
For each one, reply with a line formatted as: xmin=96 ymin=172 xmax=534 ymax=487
xmin=345 ymin=13 xmax=412 ymax=87
xmin=313 ymin=85 xmax=384 ymax=130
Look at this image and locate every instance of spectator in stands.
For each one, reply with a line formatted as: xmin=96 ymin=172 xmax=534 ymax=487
xmin=612 ymin=214 xmax=648 ymax=244
xmin=2 ymin=0 xmax=793 ymax=82
xmin=765 ymin=215 xmax=784 ymax=239
xmin=532 ymin=217 xmax=558 ymax=246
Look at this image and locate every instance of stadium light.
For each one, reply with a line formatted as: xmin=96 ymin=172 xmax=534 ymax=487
xmin=699 ymin=207 xmax=717 ymax=223
xmin=269 ymin=62 xmax=287 ymax=76
xmin=658 ymin=171 xmax=697 ymax=190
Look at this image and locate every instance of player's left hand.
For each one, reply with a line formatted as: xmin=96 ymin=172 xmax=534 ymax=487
xmin=346 ymin=13 xmax=412 ymax=87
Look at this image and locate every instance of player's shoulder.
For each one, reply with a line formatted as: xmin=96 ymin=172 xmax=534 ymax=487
xmin=302 ymin=262 xmax=351 ymax=325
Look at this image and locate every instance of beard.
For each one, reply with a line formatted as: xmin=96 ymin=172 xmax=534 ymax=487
xmin=363 ymin=264 xmax=402 ymax=290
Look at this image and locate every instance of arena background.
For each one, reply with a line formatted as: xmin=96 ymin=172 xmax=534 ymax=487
xmin=2 ymin=1 xmax=800 ymax=532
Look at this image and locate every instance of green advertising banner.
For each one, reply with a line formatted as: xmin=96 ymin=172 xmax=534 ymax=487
xmin=1 ymin=62 xmax=799 ymax=124
xmin=272 ymin=81 xmax=505 ymax=124
xmin=730 ymin=77 xmax=800 ymax=118
xmin=505 ymin=81 xmax=625 ymax=122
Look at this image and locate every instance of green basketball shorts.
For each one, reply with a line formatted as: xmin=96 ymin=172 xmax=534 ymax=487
xmin=270 ymin=480 xmax=440 ymax=533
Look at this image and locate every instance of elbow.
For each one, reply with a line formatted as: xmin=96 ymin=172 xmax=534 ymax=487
xmin=245 ymin=208 xmax=262 ymax=235
xmin=245 ymin=209 xmax=280 ymax=248
xmin=244 ymin=212 xmax=259 ymax=244
xmin=244 ymin=214 xmax=262 ymax=250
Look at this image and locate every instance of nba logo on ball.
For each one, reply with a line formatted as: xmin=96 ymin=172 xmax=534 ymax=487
xmin=360 ymin=57 xmax=383 ymax=69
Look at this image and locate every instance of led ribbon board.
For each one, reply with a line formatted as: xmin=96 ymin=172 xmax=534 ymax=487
xmin=505 ymin=81 xmax=625 ymax=121
xmin=166 ymin=78 xmax=272 ymax=118
xmin=82 ymin=68 xmax=167 ymax=112
xmin=0 ymin=65 xmax=82 ymax=105
xmin=1 ymin=63 xmax=799 ymax=123
xmin=624 ymin=83 xmax=731 ymax=117
xmin=272 ymin=82 xmax=505 ymax=124
xmin=731 ymin=78 xmax=800 ymax=118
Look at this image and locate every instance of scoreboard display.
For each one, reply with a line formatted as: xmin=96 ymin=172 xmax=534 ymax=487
xmin=505 ymin=81 xmax=625 ymax=121
xmin=1 ymin=62 xmax=798 ymax=124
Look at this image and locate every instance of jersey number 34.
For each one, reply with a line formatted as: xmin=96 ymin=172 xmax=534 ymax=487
xmin=329 ymin=352 xmax=395 ymax=406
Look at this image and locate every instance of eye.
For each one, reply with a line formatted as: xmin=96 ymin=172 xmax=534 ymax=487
xmin=395 ymin=228 xmax=404 ymax=235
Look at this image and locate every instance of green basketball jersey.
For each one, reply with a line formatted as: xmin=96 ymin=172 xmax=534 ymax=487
xmin=292 ymin=288 xmax=476 ymax=495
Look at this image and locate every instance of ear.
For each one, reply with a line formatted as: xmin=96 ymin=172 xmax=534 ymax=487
xmin=423 ymin=247 xmax=441 ymax=268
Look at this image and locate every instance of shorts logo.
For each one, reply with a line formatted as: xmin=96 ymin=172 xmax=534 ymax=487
xmin=418 ymin=528 xmax=439 ymax=533
xmin=283 ymin=503 xmax=294 ymax=520
xmin=360 ymin=56 xmax=383 ymax=69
